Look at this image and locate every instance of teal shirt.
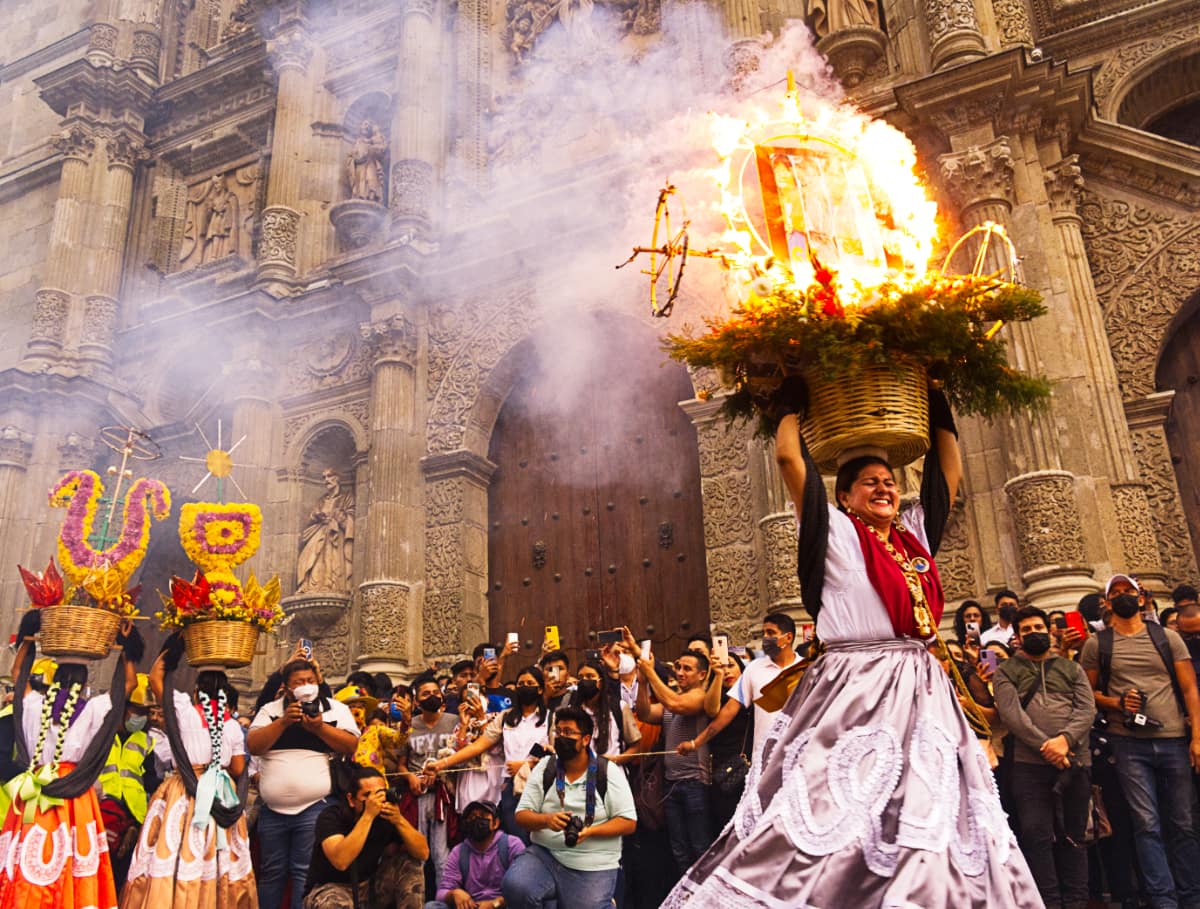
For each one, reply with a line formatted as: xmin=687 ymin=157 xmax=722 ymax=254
xmin=517 ymin=755 xmax=638 ymax=871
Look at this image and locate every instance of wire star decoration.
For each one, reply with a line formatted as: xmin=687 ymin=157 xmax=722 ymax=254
xmin=179 ymin=420 xmax=249 ymax=502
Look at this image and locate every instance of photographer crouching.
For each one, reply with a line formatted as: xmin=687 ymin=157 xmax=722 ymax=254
xmin=304 ymin=763 xmax=429 ymax=908
xmin=504 ymin=706 xmax=637 ymax=909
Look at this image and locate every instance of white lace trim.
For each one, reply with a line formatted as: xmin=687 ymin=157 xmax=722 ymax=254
xmin=896 ymin=717 xmax=957 ymax=853
xmin=18 ymin=823 xmax=71 ymax=886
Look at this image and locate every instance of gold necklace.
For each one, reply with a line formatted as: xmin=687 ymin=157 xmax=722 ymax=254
xmin=852 ymin=513 xmax=936 ymax=638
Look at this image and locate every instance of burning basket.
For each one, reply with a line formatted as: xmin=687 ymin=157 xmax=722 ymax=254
xmin=39 ymin=605 xmax=122 ymax=661
xmin=802 ymin=364 xmax=929 ymax=473
xmin=183 ymin=620 xmax=260 ymax=669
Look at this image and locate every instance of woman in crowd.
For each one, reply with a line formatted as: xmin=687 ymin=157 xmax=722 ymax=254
xmin=121 ymin=636 xmax=256 ymax=908
xmin=567 ymin=659 xmax=642 ymax=763
xmin=954 ymin=599 xmax=993 ymax=644
xmin=665 ymin=384 xmax=1041 ymax=907
xmin=699 ymin=652 xmax=749 ymax=830
xmin=0 ymin=611 xmax=141 ymax=909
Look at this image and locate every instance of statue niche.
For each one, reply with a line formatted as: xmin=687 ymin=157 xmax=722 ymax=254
xmin=296 ymin=467 xmax=356 ymax=595
xmin=330 ymin=99 xmax=391 ymax=250
xmin=178 ymin=164 xmax=259 ymax=270
xmin=346 ymin=119 xmax=388 ymax=204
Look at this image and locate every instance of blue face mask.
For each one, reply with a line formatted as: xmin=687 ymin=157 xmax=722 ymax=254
xmin=125 ymin=715 xmax=148 ymax=734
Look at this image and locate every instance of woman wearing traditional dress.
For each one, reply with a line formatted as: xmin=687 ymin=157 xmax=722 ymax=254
xmin=664 ymin=383 xmax=1043 ymax=908
xmin=120 ymin=635 xmax=257 ymax=908
xmin=0 ymin=610 xmax=143 ymax=909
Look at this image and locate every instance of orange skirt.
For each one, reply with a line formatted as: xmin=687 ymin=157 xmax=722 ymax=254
xmin=120 ymin=774 xmax=256 ymax=909
xmin=0 ymin=762 xmax=119 ymax=909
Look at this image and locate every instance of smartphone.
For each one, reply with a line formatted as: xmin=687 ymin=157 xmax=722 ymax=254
xmin=980 ymin=649 xmax=999 ymax=673
xmin=585 ymin=648 xmax=601 ymax=663
xmin=1053 ymin=615 xmax=1067 ymax=630
xmin=465 ymin=682 xmax=482 ymax=703
xmin=1065 ymin=611 xmax=1089 ymax=639
xmin=712 ymin=634 xmax=729 ymax=664
xmin=965 ymin=622 xmax=979 ymax=636
xmin=544 ymin=625 xmax=560 ymax=651
xmin=483 ymin=646 xmax=497 ymax=661
xmin=597 ymin=629 xmax=623 ymax=646
xmin=640 ymin=639 xmax=652 ymax=661
xmin=506 ymin=632 xmax=520 ymax=647
xmin=299 ymin=638 xmax=313 ymax=660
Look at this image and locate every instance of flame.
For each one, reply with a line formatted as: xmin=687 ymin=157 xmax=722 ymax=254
xmin=702 ymin=79 xmax=939 ymax=304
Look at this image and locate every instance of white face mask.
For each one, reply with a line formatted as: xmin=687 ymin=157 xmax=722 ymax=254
xmin=292 ymin=683 xmax=319 ymax=704
xmin=618 ymin=654 xmax=636 ymax=676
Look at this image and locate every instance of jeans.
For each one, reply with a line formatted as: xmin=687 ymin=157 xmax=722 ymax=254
xmin=502 ymin=778 xmax=531 ymax=845
xmin=416 ymin=791 xmax=450 ymax=887
xmin=1110 ymin=735 xmax=1200 ymax=909
xmin=1010 ymin=761 xmax=1090 ymax=909
xmin=663 ymin=779 xmax=714 ymax=875
xmin=501 ymin=843 xmax=619 ymax=909
xmin=257 ymin=799 xmax=330 ymax=909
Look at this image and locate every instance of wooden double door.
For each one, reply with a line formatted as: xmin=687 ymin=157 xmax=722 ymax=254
xmin=487 ymin=317 xmax=711 ymax=668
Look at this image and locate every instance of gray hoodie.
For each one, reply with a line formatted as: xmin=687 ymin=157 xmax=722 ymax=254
xmin=994 ymin=654 xmax=1096 ymax=767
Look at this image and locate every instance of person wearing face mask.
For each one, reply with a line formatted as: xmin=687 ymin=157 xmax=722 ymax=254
xmin=980 ymin=589 xmax=1021 ymax=648
xmin=566 ymin=660 xmax=642 ymax=765
xmin=539 ymin=650 xmax=573 ymax=711
xmin=247 ymin=657 xmax=361 ymax=909
xmin=993 ymin=606 xmax=1096 ymax=909
xmin=426 ymin=800 xmax=525 ymax=909
xmin=1081 ymin=573 xmax=1200 ymax=909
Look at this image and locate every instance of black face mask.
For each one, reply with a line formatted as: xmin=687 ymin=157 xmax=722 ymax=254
xmin=761 ymin=637 xmax=781 ymax=658
xmin=515 ymin=686 xmax=541 ymax=706
xmin=1021 ymin=632 xmax=1051 ymax=656
xmin=554 ymin=737 xmax=580 ymax=761
xmin=575 ymin=680 xmax=599 ymax=701
xmin=998 ymin=604 xmax=1018 ymax=624
xmin=1111 ymin=594 xmax=1141 ymax=619
xmin=418 ymin=695 xmax=443 ymax=714
xmin=465 ymin=817 xmax=493 ymax=842
xmin=1183 ymin=635 xmax=1200 ymax=660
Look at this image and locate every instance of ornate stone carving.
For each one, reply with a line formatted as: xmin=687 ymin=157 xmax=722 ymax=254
xmin=426 ymin=480 xmax=465 ymax=527
xmin=57 ymin=431 xmax=96 ymax=470
xmin=406 ymin=0 xmax=436 ymax=18
xmin=705 ymin=545 xmax=758 ymax=624
xmin=53 ymin=126 xmax=96 ymax=162
xmin=924 ymin=0 xmax=985 ymax=69
xmin=1003 ymin=471 xmax=1088 ymax=573
xmin=1092 ymin=24 xmax=1199 ymax=115
xmin=88 ymin=22 xmax=118 ymax=56
xmin=694 ymin=415 xmax=751 ymax=478
xmin=222 ymin=0 xmax=257 ymax=40
xmin=361 ymin=314 xmax=418 ymax=367
xmin=296 ymin=469 xmax=357 ymax=594
xmin=0 ymin=426 xmax=34 ymax=470
xmin=426 ymin=525 xmax=464 ymax=590
xmin=267 ymin=29 xmax=314 ymax=74
xmin=1130 ymin=421 xmax=1199 ymax=585
xmin=330 ymin=200 xmax=389 ymax=250
xmin=422 ymin=589 xmax=462 ymax=655
xmin=816 ymin=26 xmax=888 ymax=88
xmin=346 ymin=119 xmax=388 ymax=204
xmin=938 ymin=139 xmax=1015 ymax=215
xmin=358 ymin=581 xmax=411 ymax=657
xmin=130 ymin=29 xmax=162 ymax=66
xmin=105 ymin=133 xmax=149 ymax=171
xmin=723 ymin=40 xmax=765 ymax=93
xmin=1044 ymin=155 xmax=1083 ymax=219
xmin=29 ymin=289 xmax=70 ymax=348
xmin=390 ymin=160 xmax=434 ymax=222
xmin=259 ymin=205 xmax=300 ymax=269
xmin=79 ymin=295 xmax=119 ymax=350
xmin=1110 ymin=482 xmax=1165 ymax=576
xmin=807 ymin=0 xmax=879 ymax=35
xmin=701 ymin=474 xmax=755 ymax=548
xmin=935 ymin=501 xmax=977 ymax=602
xmin=281 ymin=398 xmax=371 ymax=455
xmin=760 ymin=512 xmax=802 ymax=608
xmin=992 ymin=0 xmax=1033 ymax=46
xmin=503 ymin=0 xmax=659 ymax=63
xmin=178 ymin=166 xmax=260 ymax=270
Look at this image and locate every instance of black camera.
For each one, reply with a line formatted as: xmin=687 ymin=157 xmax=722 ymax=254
xmin=300 ymin=699 xmax=322 ymax=718
xmin=385 ymin=787 xmax=402 ymax=805
xmin=563 ymin=814 xmax=585 ymax=848
xmin=1124 ymin=711 xmax=1164 ymax=731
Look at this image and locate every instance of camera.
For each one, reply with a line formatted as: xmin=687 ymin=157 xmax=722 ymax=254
xmin=563 ymin=814 xmax=585 ymax=847
xmin=300 ymin=699 xmax=322 ymax=718
xmin=385 ymin=787 xmax=402 ymax=805
xmin=1124 ymin=711 xmax=1164 ymax=731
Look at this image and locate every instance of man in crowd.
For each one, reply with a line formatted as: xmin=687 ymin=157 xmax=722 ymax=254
xmin=685 ymin=635 xmax=712 ymax=660
xmin=981 ymin=588 xmax=1021 ymax=648
xmin=506 ymin=706 xmax=637 ymax=908
xmin=303 ymin=765 xmax=429 ymax=909
xmin=634 ymin=645 xmax=714 ymax=878
xmin=399 ymin=676 xmax=462 ymax=886
xmin=1174 ymin=585 xmax=1199 ymax=611
xmin=1081 ymin=574 xmax=1200 ymax=909
xmin=426 ymin=799 xmax=524 ymax=909
xmin=248 ymin=657 xmax=361 ymax=909
xmin=994 ymin=606 xmax=1095 ymax=909
xmin=540 ymin=650 xmax=573 ymax=711
xmin=442 ymin=660 xmax=476 ymax=714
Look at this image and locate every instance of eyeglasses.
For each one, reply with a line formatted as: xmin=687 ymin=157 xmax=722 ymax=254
xmin=555 ymin=731 xmax=581 ymax=740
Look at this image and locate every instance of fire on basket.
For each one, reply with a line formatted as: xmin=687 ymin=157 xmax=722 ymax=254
xmin=621 ymin=73 xmax=1050 ymax=472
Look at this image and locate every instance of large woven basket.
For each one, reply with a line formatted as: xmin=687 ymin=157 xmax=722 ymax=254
xmin=39 ymin=605 xmax=122 ymax=660
xmin=183 ymin=620 xmax=260 ymax=669
xmin=801 ymin=363 xmax=930 ymax=473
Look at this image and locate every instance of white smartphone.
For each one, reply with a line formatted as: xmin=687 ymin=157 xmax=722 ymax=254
xmin=506 ymin=632 xmax=519 ymax=646
xmin=712 ymin=634 xmax=729 ymax=664
xmin=640 ymin=639 xmax=652 ymax=661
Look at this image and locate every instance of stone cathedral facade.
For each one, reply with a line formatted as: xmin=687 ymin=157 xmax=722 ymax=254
xmin=0 ymin=0 xmax=1197 ymax=685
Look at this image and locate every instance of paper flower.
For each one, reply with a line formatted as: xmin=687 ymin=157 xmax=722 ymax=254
xmin=179 ymin=502 xmax=262 ymax=574
xmin=17 ymin=560 xmax=64 ymax=607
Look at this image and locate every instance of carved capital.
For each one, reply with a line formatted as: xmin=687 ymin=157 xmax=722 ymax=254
xmin=79 ymin=295 xmax=119 ymax=355
xmin=1044 ymin=155 xmax=1084 ymax=220
xmin=1003 ymin=470 xmax=1088 ymax=574
xmin=925 ymin=0 xmax=985 ymax=69
xmin=0 ymin=426 xmax=34 ymax=470
xmin=267 ymin=29 xmax=313 ymax=74
xmin=53 ymin=125 xmax=96 ymax=162
xmin=938 ymin=138 xmax=1015 ymax=217
xmin=259 ymin=205 xmax=300 ymax=269
xmin=357 ymin=581 xmax=411 ymax=657
xmin=29 ymin=288 xmax=70 ymax=350
xmin=360 ymin=314 xmax=418 ymax=367
xmin=723 ymin=39 xmax=765 ymax=93
xmin=390 ymin=160 xmax=434 ymax=223
xmin=992 ymin=0 xmax=1033 ymax=47
xmin=87 ymin=22 xmax=118 ymax=58
xmin=130 ymin=29 xmax=162 ymax=67
xmin=405 ymin=0 xmax=436 ymax=17
xmin=58 ymin=431 xmax=96 ymax=470
xmin=105 ymin=133 xmax=149 ymax=171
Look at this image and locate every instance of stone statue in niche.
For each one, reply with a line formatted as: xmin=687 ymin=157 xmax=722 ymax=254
xmin=805 ymin=0 xmax=879 ymax=36
xmin=198 ymin=173 xmax=239 ymax=263
xmin=178 ymin=164 xmax=259 ymax=271
xmin=345 ymin=120 xmax=388 ymax=203
xmin=296 ymin=468 xmax=356 ymax=594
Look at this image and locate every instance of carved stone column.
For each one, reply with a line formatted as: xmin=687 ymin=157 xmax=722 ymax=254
xmin=356 ymin=315 xmax=425 ymax=674
xmin=390 ymin=0 xmax=440 ymax=231
xmin=0 ymin=426 xmax=35 ymax=632
xmin=1003 ymin=471 xmax=1096 ymax=612
xmin=924 ymin=0 xmax=987 ymax=71
xmin=992 ymin=0 xmax=1033 ymax=48
xmin=260 ymin=21 xmax=313 ymax=284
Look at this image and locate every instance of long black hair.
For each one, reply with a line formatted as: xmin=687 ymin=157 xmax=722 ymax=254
xmin=569 ymin=660 xmax=619 ymax=754
xmin=953 ymin=600 xmax=992 ymax=642
xmin=504 ymin=665 xmax=548 ymax=729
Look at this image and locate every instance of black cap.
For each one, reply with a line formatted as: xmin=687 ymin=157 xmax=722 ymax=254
xmin=463 ymin=799 xmax=499 ymax=818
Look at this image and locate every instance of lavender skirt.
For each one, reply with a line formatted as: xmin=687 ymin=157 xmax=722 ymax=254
xmin=663 ymin=639 xmax=1044 ymax=908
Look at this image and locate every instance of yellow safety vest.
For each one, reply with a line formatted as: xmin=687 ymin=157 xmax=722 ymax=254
xmin=99 ymin=730 xmax=153 ymax=823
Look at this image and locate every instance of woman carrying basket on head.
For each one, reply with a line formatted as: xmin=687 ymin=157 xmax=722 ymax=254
xmin=0 ymin=610 xmax=144 ymax=909
xmin=120 ymin=634 xmax=256 ymax=908
xmin=664 ymin=379 xmax=1043 ymax=908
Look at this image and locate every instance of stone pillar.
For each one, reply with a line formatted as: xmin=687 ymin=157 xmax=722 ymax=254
xmin=0 ymin=426 xmax=35 ymax=631
xmin=356 ymin=315 xmax=425 ymax=675
xmin=390 ymin=0 xmax=440 ymax=232
xmin=260 ymin=18 xmax=313 ymax=285
xmin=924 ymin=0 xmax=987 ymax=71
xmin=992 ymin=0 xmax=1033 ymax=47
xmin=1002 ymin=471 xmax=1096 ymax=611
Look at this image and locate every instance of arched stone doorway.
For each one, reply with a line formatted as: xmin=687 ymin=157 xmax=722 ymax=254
xmin=1157 ymin=295 xmax=1200 ymax=578
xmin=485 ymin=314 xmax=711 ymax=665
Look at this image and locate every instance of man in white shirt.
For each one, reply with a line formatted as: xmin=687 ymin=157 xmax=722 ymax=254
xmin=680 ymin=612 xmax=802 ymax=761
xmin=980 ymin=589 xmax=1021 ymax=649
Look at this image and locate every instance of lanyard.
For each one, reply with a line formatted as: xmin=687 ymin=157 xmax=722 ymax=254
xmin=555 ymin=749 xmax=598 ymax=826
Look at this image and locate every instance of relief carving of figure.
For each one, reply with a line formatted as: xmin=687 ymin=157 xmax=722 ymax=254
xmin=199 ymin=173 xmax=239 ymax=263
xmin=296 ymin=468 xmax=356 ymax=594
xmin=806 ymin=0 xmax=879 ymax=36
xmin=345 ymin=120 xmax=388 ymax=203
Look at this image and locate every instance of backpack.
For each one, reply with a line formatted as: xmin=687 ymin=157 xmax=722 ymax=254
xmin=458 ymin=833 xmax=512 ymax=883
xmin=541 ymin=754 xmax=609 ymax=802
xmin=1096 ymin=624 xmax=1187 ymax=715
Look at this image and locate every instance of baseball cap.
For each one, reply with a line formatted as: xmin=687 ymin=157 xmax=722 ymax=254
xmin=462 ymin=799 xmax=499 ymax=818
xmin=1105 ymin=574 xmax=1141 ymax=597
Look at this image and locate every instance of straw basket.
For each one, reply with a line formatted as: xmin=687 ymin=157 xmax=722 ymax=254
xmin=39 ymin=605 xmax=122 ymax=660
xmin=801 ymin=363 xmax=930 ymax=473
xmin=183 ymin=620 xmax=260 ymax=669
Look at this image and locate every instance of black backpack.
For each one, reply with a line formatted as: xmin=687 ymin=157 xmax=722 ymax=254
xmin=541 ymin=754 xmax=610 ymax=802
